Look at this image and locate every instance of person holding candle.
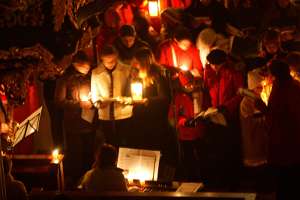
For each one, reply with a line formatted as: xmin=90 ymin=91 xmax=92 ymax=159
xmin=130 ymin=48 xmax=170 ymax=148
xmin=91 ymin=45 xmax=133 ymax=147
xmin=158 ymin=25 xmax=203 ymax=78
xmin=168 ymin=69 xmax=206 ymax=181
xmin=55 ymin=51 xmax=96 ymax=189
xmin=131 ymin=47 xmax=178 ymax=181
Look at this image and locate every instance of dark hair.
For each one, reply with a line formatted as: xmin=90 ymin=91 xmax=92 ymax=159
xmin=119 ymin=25 xmax=136 ymax=37
xmin=207 ymin=49 xmax=227 ymax=65
xmin=73 ymin=51 xmax=89 ymax=63
xmin=262 ymin=29 xmax=281 ymax=45
xmin=269 ymin=59 xmax=291 ymax=82
xmin=173 ymin=26 xmax=192 ymax=41
xmin=134 ymin=48 xmax=155 ymax=68
xmin=99 ymin=45 xmax=118 ymax=57
xmin=95 ymin=144 xmax=118 ymax=168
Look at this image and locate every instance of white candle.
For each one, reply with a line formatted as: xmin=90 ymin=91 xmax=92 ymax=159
xmin=131 ymin=82 xmax=143 ymax=101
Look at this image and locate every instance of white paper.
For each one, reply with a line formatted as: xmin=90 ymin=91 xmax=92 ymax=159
xmin=117 ymin=147 xmax=160 ymax=181
xmin=176 ymin=182 xmax=204 ymax=192
xmin=13 ymin=106 xmax=42 ymax=146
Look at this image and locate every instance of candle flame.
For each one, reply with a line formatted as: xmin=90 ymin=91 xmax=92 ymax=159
xmin=51 ymin=148 xmax=63 ymax=164
xmin=131 ymin=82 xmax=143 ymax=100
xmin=148 ymin=0 xmax=160 ymax=17
xmin=180 ymin=64 xmax=188 ymax=71
xmin=260 ymin=79 xmax=272 ymax=105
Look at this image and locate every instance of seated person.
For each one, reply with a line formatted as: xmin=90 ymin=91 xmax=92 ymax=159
xmin=3 ymin=156 xmax=28 ymax=200
xmin=79 ymin=144 xmax=128 ymax=192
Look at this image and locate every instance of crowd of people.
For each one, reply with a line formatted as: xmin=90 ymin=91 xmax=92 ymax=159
xmin=1 ymin=0 xmax=300 ymax=199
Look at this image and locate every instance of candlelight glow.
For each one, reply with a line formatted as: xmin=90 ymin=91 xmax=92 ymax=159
xmin=148 ymin=0 xmax=160 ymax=17
xmin=51 ymin=149 xmax=63 ymax=164
xmin=260 ymin=79 xmax=272 ymax=105
xmin=180 ymin=64 xmax=188 ymax=71
xmin=131 ymin=82 xmax=143 ymax=101
xmin=125 ymin=167 xmax=152 ymax=182
xmin=80 ymin=95 xmax=89 ymax=102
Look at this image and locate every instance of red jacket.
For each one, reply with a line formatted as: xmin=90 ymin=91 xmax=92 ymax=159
xmin=158 ymin=40 xmax=203 ymax=75
xmin=204 ymin=64 xmax=243 ymax=121
xmin=267 ymin=78 xmax=300 ymax=166
xmin=169 ymin=92 xmax=205 ymax=141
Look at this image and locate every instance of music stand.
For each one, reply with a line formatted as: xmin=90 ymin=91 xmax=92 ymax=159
xmin=13 ymin=106 xmax=42 ymax=147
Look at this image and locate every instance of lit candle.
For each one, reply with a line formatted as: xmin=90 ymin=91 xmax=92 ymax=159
xmin=180 ymin=64 xmax=188 ymax=71
xmin=148 ymin=0 xmax=160 ymax=17
xmin=131 ymin=82 xmax=143 ymax=101
xmin=51 ymin=148 xmax=63 ymax=164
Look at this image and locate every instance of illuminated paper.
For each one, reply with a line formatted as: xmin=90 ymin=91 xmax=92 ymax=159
xmin=117 ymin=147 xmax=160 ymax=181
xmin=176 ymin=182 xmax=204 ymax=192
xmin=13 ymin=106 xmax=42 ymax=146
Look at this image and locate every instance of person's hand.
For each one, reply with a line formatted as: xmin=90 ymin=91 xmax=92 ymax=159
xmin=80 ymin=100 xmax=93 ymax=109
xmin=0 ymin=122 xmax=13 ymax=135
xmin=133 ymin=98 xmax=148 ymax=105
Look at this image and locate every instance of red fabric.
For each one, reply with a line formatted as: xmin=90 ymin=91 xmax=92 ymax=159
xmin=162 ymin=0 xmax=192 ymax=9
xmin=204 ymin=64 xmax=243 ymax=120
xmin=117 ymin=3 xmax=134 ymax=26
xmin=95 ymin=26 xmax=118 ymax=53
xmin=158 ymin=39 xmax=203 ymax=74
xmin=267 ymin=79 xmax=300 ymax=166
xmin=13 ymin=83 xmax=41 ymax=154
xmin=169 ymin=93 xmax=205 ymax=141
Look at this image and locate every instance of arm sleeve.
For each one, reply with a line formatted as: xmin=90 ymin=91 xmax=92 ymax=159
xmin=54 ymin=77 xmax=79 ymax=110
xmin=91 ymin=72 xmax=101 ymax=108
xmin=222 ymin=71 xmax=244 ymax=117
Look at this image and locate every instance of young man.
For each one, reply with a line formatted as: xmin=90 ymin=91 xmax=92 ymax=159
xmin=91 ymin=45 xmax=133 ymax=147
xmin=55 ymin=51 xmax=96 ymax=189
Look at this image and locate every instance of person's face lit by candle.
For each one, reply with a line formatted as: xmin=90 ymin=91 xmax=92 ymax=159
xmin=131 ymin=58 xmax=147 ymax=79
xmin=121 ymin=36 xmax=136 ymax=48
xmin=176 ymin=39 xmax=192 ymax=51
xmin=73 ymin=62 xmax=91 ymax=75
xmin=101 ymin=54 xmax=118 ymax=70
xmin=265 ymin=42 xmax=280 ymax=55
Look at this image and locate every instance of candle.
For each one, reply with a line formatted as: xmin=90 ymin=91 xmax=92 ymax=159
xmin=131 ymin=82 xmax=143 ymax=101
xmin=148 ymin=0 xmax=160 ymax=17
xmin=180 ymin=64 xmax=188 ymax=71
xmin=51 ymin=149 xmax=63 ymax=164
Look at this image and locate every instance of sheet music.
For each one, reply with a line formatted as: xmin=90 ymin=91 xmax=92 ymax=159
xmin=117 ymin=147 xmax=160 ymax=181
xmin=13 ymin=106 xmax=42 ymax=146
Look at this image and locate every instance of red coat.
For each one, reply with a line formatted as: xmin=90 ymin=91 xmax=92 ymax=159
xmin=204 ymin=64 xmax=243 ymax=120
xmin=161 ymin=0 xmax=192 ymax=9
xmin=158 ymin=40 xmax=203 ymax=75
xmin=267 ymin=78 xmax=300 ymax=166
xmin=169 ymin=93 xmax=205 ymax=141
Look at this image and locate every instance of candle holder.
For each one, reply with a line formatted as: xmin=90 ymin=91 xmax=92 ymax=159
xmin=131 ymin=81 xmax=143 ymax=101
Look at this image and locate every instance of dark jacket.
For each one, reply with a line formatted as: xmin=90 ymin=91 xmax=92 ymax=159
xmin=267 ymin=78 xmax=300 ymax=166
xmin=113 ymin=37 xmax=149 ymax=64
xmin=55 ymin=67 xmax=94 ymax=133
